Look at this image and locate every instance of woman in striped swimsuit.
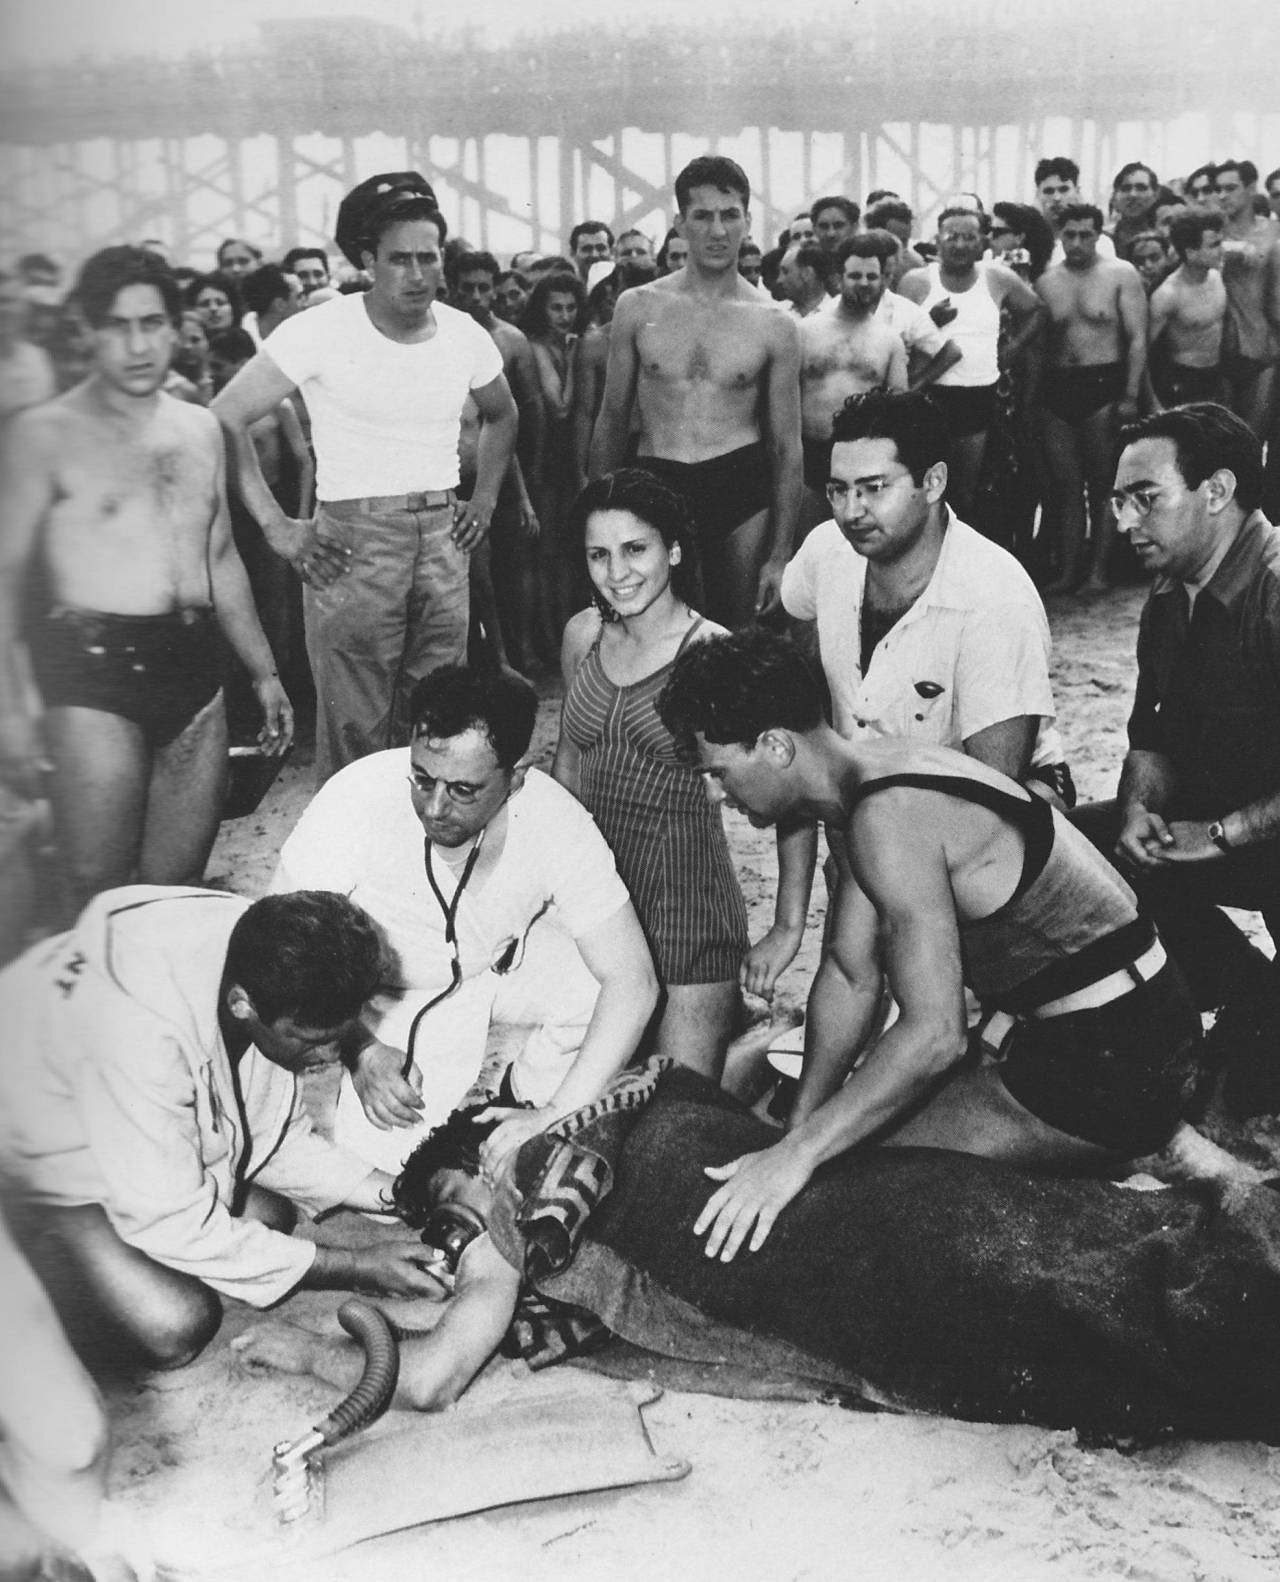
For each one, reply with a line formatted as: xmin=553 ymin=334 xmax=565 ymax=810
xmin=554 ymin=470 xmax=748 ymax=1076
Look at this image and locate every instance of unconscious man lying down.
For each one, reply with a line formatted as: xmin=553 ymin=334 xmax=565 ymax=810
xmin=235 ymin=1061 xmax=1280 ymax=1445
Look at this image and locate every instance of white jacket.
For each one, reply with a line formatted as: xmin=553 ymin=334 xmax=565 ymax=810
xmin=0 ymin=887 xmax=372 ymax=1306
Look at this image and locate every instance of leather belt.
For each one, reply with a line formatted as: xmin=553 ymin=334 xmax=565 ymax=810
xmin=326 ymin=489 xmax=455 ymax=512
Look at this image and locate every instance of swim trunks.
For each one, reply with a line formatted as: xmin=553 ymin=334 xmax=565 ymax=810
xmin=1150 ymin=361 xmax=1223 ymax=409
xmin=30 ymin=606 xmax=222 ymax=747
xmin=636 ymin=442 xmax=772 ymax=551
xmin=1040 ymin=362 xmax=1126 ymax=426
xmin=924 ymin=382 xmax=997 ymax=438
xmin=802 ymin=436 xmax=831 ymax=492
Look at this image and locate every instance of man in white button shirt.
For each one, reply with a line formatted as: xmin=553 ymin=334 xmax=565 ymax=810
xmin=745 ymin=388 xmax=1070 ymax=996
xmin=214 ymin=172 xmax=518 ymax=783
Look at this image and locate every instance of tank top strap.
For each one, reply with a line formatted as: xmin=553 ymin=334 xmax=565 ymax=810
xmin=851 ymin=772 xmax=1055 ymax=904
xmin=673 ymin=614 xmax=707 ymax=658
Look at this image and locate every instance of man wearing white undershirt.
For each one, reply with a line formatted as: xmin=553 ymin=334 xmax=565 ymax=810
xmin=215 ymin=174 xmax=518 ymax=782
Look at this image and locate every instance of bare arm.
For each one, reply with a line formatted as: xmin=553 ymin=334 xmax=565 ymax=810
xmin=478 ymin=899 xmax=659 ymax=1173
xmin=212 ymin=353 xmax=343 ymax=579
xmin=588 ymin=293 xmax=642 ymax=478
xmin=1116 ymin=263 xmax=1149 ymax=408
xmin=570 ymin=332 xmax=607 ymax=490
xmin=756 ymin=312 xmax=804 ymax=615
xmin=550 ymin=610 xmax=600 ymax=800
xmin=885 ymin=332 xmax=908 ymax=392
xmin=244 ymin=1234 xmax=521 ymax=1411
xmin=962 ymin=715 xmax=1039 ymax=782
xmin=275 ymin=396 xmax=315 ymax=519
xmin=456 ymin=373 xmax=518 ymax=552
xmin=994 ymin=266 xmax=1047 ymax=364
xmin=1114 ymin=745 xmax=1180 ymax=868
xmin=206 ymin=425 xmax=294 ymax=753
xmin=696 ymin=797 xmax=968 ymax=1260
xmin=742 ymin=817 xmax=817 ymax=1001
xmin=908 ymin=337 xmax=963 ymax=391
xmin=896 ymin=268 xmax=930 ymax=306
xmin=0 ymin=412 xmax=54 ymax=790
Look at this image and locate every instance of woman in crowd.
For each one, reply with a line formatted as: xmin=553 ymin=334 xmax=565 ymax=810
xmin=656 ymin=227 xmax=688 ymax=275
xmin=521 ymin=270 xmax=587 ymax=652
xmin=184 ymin=270 xmax=242 ymax=334
xmin=553 ymin=470 xmax=748 ymax=1075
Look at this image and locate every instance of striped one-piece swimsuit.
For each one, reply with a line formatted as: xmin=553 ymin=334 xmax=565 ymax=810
xmin=561 ymin=618 xmax=749 ymax=984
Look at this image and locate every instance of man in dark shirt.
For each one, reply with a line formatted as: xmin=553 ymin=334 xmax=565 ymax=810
xmin=1074 ymin=403 xmax=1280 ymax=1104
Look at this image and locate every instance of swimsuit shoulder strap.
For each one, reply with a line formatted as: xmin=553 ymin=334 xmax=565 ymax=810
xmin=851 ymin=772 xmax=1055 ymax=904
xmin=673 ymin=614 xmax=707 ymax=657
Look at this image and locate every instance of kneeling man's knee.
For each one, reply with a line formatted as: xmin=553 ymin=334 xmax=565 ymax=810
xmin=138 ymin=1281 xmax=222 ymax=1370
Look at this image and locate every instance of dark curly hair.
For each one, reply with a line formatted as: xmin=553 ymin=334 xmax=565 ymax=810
xmin=390 ymin=1104 xmax=501 ymax=1230
xmin=569 ymin=468 xmax=700 ymax=617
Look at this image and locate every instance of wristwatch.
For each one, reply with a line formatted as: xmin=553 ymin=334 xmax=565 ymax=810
xmin=1207 ymin=819 xmax=1232 ymax=853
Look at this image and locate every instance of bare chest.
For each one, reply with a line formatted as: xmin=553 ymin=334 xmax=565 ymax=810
xmin=635 ymin=307 xmax=769 ymax=390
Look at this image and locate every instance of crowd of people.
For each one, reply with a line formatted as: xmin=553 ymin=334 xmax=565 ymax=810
xmin=3 ymin=145 xmax=1280 ymax=1578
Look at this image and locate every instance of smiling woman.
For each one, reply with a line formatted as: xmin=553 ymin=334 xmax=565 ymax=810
xmin=554 ymin=469 xmax=749 ymax=1076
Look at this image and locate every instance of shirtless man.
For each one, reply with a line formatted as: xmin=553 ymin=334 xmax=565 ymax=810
xmin=899 ymin=207 xmax=1044 ymax=519
xmin=1212 ymin=159 xmax=1280 ymax=436
xmin=0 ymin=247 xmax=292 ymax=910
xmin=1148 ymin=209 xmax=1227 ymax=409
xmin=1035 ymin=203 xmax=1147 ymax=592
xmin=656 ymin=630 xmax=1204 ymax=1261
xmin=798 ymin=237 xmax=906 ymax=525
xmin=589 ymin=155 xmax=802 ymax=625
xmin=1034 ymin=156 xmax=1116 ymax=265
xmin=449 ymin=250 xmax=543 ymax=673
xmin=776 ymin=241 xmax=830 ymax=319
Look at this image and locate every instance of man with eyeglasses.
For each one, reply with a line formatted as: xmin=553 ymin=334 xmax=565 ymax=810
xmin=1074 ymin=403 xmax=1280 ymax=1111
xmin=744 ymin=389 xmax=1070 ymax=1000
xmin=271 ymin=663 xmax=658 ymax=1176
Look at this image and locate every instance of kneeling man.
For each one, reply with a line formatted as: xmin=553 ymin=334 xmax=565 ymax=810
xmin=0 ymin=887 xmax=442 ymax=1371
xmin=271 ymin=663 xmax=658 ymax=1176
xmin=657 ymin=630 xmax=1203 ymax=1259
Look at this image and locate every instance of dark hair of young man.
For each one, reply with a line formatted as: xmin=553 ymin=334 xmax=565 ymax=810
xmin=240 ymin=264 xmax=294 ymax=317
xmin=1213 ymin=158 xmax=1258 ymax=188
xmin=838 ymin=232 xmax=895 ymax=268
xmin=448 ymin=249 xmax=501 ymax=287
xmin=569 ymin=220 xmax=615 ymax=251
xmin=1034 ymin=156 xmax=1080 ymax=188
xmin=810 ymin=195 xmax=861 ymax=227
xmin=656 ymin=630 xmax=826 ymax=752
xmin=408 ymin=663 xmax=538 ymax=770
xmin=1118 ymin=403 xmax=1264 ymax=513
xmin=207 ymin=326 xmax=258 ymax=365
xmin=864 ymin=198 xmax=914 ymax=231
xmin=390 ymin=1103 xmax=502 ymax=1228
xmin=1058 ymin=202 xmax=1106 ymax=233
xmin=283 ymin=246 xmax=329 ymax=276
xmin=1168 ymin=208 xmax=1222 ymax=260
xmin=1112 ymin=161 xmax=1159 ymax=192
xmin=75 ymin=246 xmax=183 ymax=328
xmin=224 ymin=891 xmax=390 ymax=1027
xmin=674 ymin=155 xmax=751 ymax=214
xmin=830 ymin=387 xmax=953 ymax=482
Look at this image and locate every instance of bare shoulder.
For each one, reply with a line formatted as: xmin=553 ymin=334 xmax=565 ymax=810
xmin=897 ymin=267 xmax=930 ymax=303
xmin=561 ymin=605 xmax=603 ymax=672
xmin=686 ymin=613 xmax=730 ymax=644
xmin=984 ymin=259 xmax=1033 ymax=298
xmin=158 ymin=391 xmax=223 ymax=451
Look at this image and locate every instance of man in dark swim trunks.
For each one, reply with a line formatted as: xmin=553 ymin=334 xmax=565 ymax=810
xmin=657 ymin=629 xmax=1205 ymax=1261
xmin=588 ymin=155 xmax=802 ymax=627
xmin=0 ymin=246 xmax=292 ymax=912
xmin=1148 ymin=209 xmax=1227 ymax=410
xmin=1035 ymin=204 xmax=1148 ymax=593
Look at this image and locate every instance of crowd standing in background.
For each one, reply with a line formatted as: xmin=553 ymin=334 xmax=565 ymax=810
xmin=4 ymin=142 xmax=1280 ymax=1576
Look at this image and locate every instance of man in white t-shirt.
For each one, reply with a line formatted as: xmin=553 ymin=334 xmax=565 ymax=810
xmin=214 ymin=174 xmax=518 ymax=782
xmin=271 ymin=664 xmax=658 ymax=1177
xmin=745 ymin=389 xmax=1069 ymax=998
